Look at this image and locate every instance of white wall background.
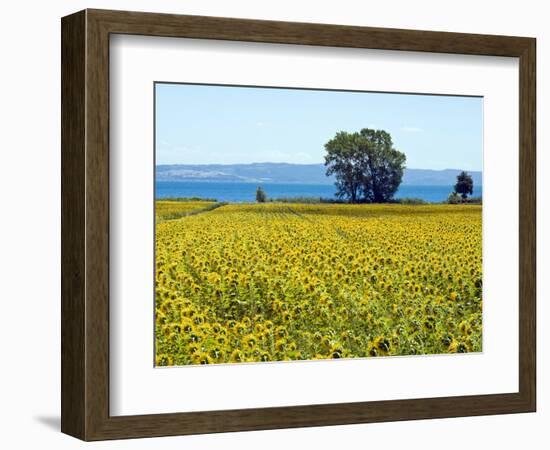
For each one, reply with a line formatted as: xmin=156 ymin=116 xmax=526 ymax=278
xmin=0 ymin=1 xmax=546 ymax=448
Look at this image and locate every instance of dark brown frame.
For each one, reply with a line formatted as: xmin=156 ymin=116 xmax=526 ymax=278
xmin=61 ymin=9 xmax=536 ymax=441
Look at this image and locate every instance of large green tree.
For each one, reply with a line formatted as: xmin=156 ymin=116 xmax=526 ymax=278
xmin=324 ymin=128 xmax=406 ymax=203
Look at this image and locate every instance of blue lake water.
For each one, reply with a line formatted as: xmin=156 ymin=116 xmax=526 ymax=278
xmin=156 ymin=181 xmax=482 ymax=203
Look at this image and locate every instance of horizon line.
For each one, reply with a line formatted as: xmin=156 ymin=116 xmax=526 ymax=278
xmin=155 ymin=162 xmax=483 ymax=172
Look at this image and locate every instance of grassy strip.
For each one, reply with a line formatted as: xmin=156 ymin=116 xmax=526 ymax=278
xmin=157 ymin=202 xmax=227 ymax=222
xmin=157 ymin=196 xmax=218 ymax=202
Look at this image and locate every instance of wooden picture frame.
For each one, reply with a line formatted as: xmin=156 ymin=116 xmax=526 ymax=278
xmin=61 ymin=9 xmax=536 ymax=441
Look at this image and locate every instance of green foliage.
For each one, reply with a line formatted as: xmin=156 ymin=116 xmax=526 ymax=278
xmin=324 ymin=128 xmax=406 ymax=203
xmin=256 ymin=186 xmax=267 ymax=203
xmin=447 ymin=192 xmax=462 ymax=204
xmin=465 ymin=196 xmax=482 ymax=204
xmin=157 ymin=196 xmax=218 ymax=202
xmin=269 ymin=196 xmax=322 ymax=204
xmin=454 ymin=171 xmax=474 ymax=199
xmin=395 ymin=197 xmax=427 ymax=205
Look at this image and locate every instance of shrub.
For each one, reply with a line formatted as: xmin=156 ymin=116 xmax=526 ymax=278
xmin=395 ymin=198 xmax=427 ymax=205
xmin=256 ymin=186 xmax=267 ymax=203
xmin=447 ymin=192 xmax=462 ymax=204
xmin=465 ymin=196 xmax=482 ymax=205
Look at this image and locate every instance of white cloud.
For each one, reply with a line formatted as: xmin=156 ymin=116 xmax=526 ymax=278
xmin=401 ymin=126 xmax=423 ymax=133
xmin=249 ymin=150 xmax=317 ymax=164
xmin=295 ymin=152 xmax=314 ymax=162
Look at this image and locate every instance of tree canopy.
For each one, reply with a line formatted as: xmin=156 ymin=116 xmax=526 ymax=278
xmin=454 ymin=171 xmax=474 ymax=199
xmin=324 ymin=128 xmax=406 ymax=203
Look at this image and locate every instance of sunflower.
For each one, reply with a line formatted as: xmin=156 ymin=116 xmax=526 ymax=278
xmin=230 ymin=349 xmax=245 ymax=363
xmin=242 ymin=334 xmax=257 ymax=349
xmin=155 ymin=354 xmax=173 ymax=366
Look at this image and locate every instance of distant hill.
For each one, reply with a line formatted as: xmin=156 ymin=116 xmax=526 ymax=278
xmin=401 ymin=168 xmax=482 ymax=186
xmin=156 ymin=163 xmax=482 ymax=186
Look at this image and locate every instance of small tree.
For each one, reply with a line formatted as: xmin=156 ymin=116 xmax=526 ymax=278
xmin=454 ymin=171 xmax=474 ymax=200
xmin=324 ymin=128 xmax=406 ymax=203
xmin=255 ymin=186 xmax=266 ymax=203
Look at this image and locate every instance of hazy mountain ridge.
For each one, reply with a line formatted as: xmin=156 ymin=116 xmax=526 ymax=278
xmin=156 ymin=163 xmax=482 ymax=186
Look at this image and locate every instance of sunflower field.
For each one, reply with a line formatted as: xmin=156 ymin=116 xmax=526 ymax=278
xmin=155 ymin=203 xmax=482 ymax=366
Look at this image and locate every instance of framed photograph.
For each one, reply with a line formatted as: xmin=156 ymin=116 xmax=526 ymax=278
xmin=61 ymin=9 xmax=536 ymax=441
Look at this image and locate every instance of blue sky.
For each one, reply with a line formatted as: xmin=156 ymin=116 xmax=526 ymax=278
xmin=155 ymin=83 xmax=483 ymax=171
